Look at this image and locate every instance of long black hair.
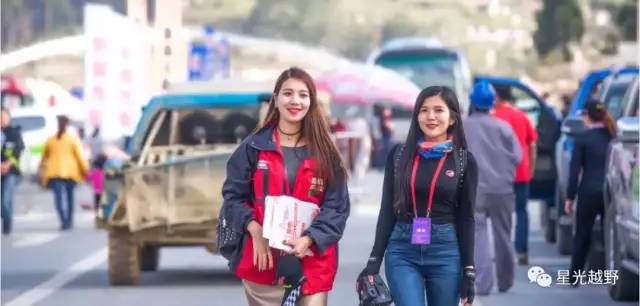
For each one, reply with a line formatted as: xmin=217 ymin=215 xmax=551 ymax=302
xmin=394 ymin=86 xmax=467 ymax=214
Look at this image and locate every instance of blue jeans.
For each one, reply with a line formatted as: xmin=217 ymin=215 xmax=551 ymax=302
xmin=1 ymin=174 xmax=19 ymax=233
xmin=514 ymin=183 xmax=530 ymax=253
xmin=385 ymin=222 xmax=461 ymax=306
xmin=49 ymin=178 xmax=76 ymax=229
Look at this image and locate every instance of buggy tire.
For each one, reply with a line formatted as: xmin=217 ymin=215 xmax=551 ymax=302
xmin=108 ymin=228 xmax=140 ymax=285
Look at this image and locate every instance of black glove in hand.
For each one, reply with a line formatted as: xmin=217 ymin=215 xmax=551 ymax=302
xmin=359 ymin=256 xmax=383 ymax=277
xmin=460 ymin=267 xmax=475 ymax=305
xmin=277 ymin=255 xmax=305 ymax=287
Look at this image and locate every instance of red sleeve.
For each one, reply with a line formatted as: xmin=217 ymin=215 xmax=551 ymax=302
xmin=525 ymin=113 xmax=538 ymax=144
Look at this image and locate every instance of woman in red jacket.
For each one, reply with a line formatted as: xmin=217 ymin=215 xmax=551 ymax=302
xmin=222 ymin=67 xmax=350 ymax=306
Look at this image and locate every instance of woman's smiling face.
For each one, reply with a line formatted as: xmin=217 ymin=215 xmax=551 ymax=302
xmin=417 ymin=95 xmax=454 ymax=142
xmin=275 ymin=78 xmax=311 ymax=124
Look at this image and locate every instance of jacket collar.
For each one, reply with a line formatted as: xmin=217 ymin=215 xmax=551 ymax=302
xmin=249 ymin=125 xmax=278 ymax=152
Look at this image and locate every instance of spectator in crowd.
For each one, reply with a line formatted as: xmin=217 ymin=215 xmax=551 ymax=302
xmin=465 ymin=81 xmax=522 ymax=295
xmin=1 ymin=107 xmax=24 ymax=234
xmin=40 ymin=115 xmax=89 ymax=230
xmin=565 ymin=100 xmax=615 ymax=286
xmin=492 ymin=84 xmax=538 ymax=265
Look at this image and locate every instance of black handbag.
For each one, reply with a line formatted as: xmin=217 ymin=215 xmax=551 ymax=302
xmin=356 ymin=274 xmax=393 ymax=306
xmin=216 ymin=204 xmax=245 ymax=271
xmin=216 ymin=146 xmax=258 ymax=271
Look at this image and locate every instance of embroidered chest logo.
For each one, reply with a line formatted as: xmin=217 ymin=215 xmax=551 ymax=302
xmin=445 ymin=170 xmax=455 ymax=178
xmin=309 ymin=177 xmax=324 ymax=196
xmin=257 ymin=160 xmax=269 ymax=170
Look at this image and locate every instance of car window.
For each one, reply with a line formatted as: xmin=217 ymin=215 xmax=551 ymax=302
xmin=588 ymin=80 xmax=604 ymax=101
xmin=629 ymin=89 xmax=639 ymax=117
xmin=1 ymin=93 xmax=35 ymax=108
xmin=512 ymin=86 xmax=541 ymax=127
xmin=12 ymin=116 xmax=45 ymax=132
xmin=604 ymin=81 xmax=631 ymax=119
xmin=376 ymin=54 xmax=459 ymax=89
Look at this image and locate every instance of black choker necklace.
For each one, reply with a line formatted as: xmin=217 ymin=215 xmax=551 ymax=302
xmin=277 ymin=126 xmax=301 ymax=136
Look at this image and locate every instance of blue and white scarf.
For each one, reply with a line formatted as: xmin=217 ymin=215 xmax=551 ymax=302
xmin=417 ymin=138 xmax=454 ymax=159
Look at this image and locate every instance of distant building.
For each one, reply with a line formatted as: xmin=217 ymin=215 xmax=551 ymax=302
xmin=127 ymin=0 xmax=187 ymax=94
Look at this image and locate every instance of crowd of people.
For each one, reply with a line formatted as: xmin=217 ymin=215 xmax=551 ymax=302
xmin=0 ymin=107 xmax=107 ymax=233
xmin=217 ymin=67 xmax=617 ymax=306
xmin=1 ymin=66 xmax=617 ymax=306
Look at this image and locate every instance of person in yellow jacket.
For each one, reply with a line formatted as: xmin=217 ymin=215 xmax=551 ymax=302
xmin=39 ymin=115 xmax=88 ymax=230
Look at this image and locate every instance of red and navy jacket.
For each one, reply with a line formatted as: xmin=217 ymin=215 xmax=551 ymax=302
xmin=221 ymin=125 xmax=350 ymax=294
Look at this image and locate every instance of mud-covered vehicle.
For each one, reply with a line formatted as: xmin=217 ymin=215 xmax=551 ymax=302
xmin=101 ymin=81 xmax=271 ymax=285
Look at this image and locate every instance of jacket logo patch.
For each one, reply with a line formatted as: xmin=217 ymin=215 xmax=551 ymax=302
xmin=308 ymin=177 xmax=324 ymax=196
xmin=257 ymin=160 xmax=269 ymax=170
xmin=445 ymin=170 xmax=455 ymax=177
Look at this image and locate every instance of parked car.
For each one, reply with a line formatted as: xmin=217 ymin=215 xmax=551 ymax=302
xmin=603 ymin=76 xmax=639 ymax=301
xmin=473 ymin=76 xmax=562 ymax=205
xmin=102 ymin=80 xmax=271 ymax=285
xmin=554 ymin=66 xmax=639 ymax=255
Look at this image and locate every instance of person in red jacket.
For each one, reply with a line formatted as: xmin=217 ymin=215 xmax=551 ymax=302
xmin=222 ymin=67 xmax=350 ymax=306
xmin=492 ymin=84 xmax=537 ymax=265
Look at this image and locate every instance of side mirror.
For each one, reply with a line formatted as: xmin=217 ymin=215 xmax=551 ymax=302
xmin=616 ymin=116 xmax=639 ymax=143
xmin=561 ymin=116 xmax=585 ymax=136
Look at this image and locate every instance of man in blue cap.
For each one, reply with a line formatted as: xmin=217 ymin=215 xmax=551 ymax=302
xmin=464 ymin=81 xmax=522 ymax=295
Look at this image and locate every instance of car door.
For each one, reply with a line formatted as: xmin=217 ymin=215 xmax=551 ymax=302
xmin=474 ymin=76 xmax=561 ymax=201
xmin=617 ymin=78 xmax=639 ymax=260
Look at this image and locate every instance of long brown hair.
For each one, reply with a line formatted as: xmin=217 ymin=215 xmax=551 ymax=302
xmin=260 ymin=67 xmax=347 ymax=185
xmin=585 ymin=99 xmax=616 ymax=136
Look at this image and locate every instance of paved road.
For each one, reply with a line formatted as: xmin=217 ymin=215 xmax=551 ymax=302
xmin=1 ymin=173 xmax=635 ymax=306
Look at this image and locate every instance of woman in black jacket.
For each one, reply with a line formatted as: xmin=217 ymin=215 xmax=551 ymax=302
xmin=565 ymin=100 xmax=616 ymax=285
xmin=1 ymin=107 xmax=24 ymax=234
xmin=360 ymin=86 xmax=478 ymax=306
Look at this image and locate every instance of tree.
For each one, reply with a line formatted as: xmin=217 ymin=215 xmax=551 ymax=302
xmin=381 ymin=14 xmax=418 ymax=43
xmin=615 ymin=1 xmax=637 ymax=41
xmin=533 ymin=0 xmax=584 ymax=61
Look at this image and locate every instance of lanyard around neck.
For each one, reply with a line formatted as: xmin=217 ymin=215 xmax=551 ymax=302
xmin=410 ymin=153 xmax=448 ymax=218
xmin=273 ymin=129 xmax=291 ymax=195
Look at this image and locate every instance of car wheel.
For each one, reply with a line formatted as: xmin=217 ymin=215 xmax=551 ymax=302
xmin=556 ymin=189 xmax=572 ymax=255
xmin=108 ymin=228 xmax=140 ymax=285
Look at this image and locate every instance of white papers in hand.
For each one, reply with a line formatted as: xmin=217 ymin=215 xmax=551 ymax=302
xmin=262 ymin=195 xmax=320 ymax=253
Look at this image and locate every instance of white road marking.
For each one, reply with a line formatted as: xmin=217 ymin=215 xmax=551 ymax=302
xmin=13 ymin=233 xmax=60 ymax=248
xmin=13 ymin=210 xmax=95 ymax=224
xmin=527 ymin=256 xmax=571 ymax=266
xmin=5 ymin=247 xmax=107 ymax=306
xmin=13 ymin=211 xmax=52 ymax=223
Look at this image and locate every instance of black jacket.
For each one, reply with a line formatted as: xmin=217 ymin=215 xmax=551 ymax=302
xmin=567 ymin=127 xmax=613 ymax=200
xmin=1 ymin=126 xmax=25 ymax=176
